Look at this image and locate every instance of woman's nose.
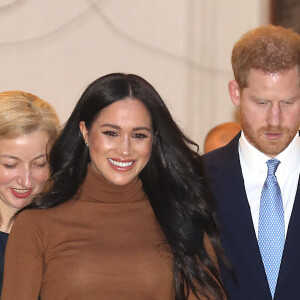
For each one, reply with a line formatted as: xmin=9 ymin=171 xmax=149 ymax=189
xmin=116 ymin=136 xmax=132 ymax=156
xmin=17 ymin=167 xmax=33 ymax=188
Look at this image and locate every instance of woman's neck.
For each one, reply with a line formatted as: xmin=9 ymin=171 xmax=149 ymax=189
xmin=79 ymin=164 xmax=147 ymax=204
xmin=0 ymin=205 xmax=17 ymax=233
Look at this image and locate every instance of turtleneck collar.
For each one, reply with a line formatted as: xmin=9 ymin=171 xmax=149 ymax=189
xmin=78 ymin=164 xmax=148 ymax=203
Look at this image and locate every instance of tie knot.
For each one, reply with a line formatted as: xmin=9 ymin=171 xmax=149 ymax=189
xmin=266 ymin=158 xmax=280 ymax=175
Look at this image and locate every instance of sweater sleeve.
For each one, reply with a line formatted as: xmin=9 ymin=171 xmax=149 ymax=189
xmin=1 ymin=210 xmax=44 ymax=300
xmin=188 ymin=234 xmax=226 ymax=300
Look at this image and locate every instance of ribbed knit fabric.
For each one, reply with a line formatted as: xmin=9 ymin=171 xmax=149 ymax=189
xmin=2 ymin=164 xmax=218 ymax=300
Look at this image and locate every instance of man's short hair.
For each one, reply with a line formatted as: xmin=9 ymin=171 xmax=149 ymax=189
xmin=232 ymin=25 xmax=300 ymax=89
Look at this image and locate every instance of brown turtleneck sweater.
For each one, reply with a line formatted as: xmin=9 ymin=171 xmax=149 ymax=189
xmin=2 ymin=165 xmax=219 ymax=300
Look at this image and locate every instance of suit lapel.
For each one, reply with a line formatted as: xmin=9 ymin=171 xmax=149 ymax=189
xmin=274 ymin=131 xmax=300 ymax=295
xmin=209 ymin=135 xmax=271 ymax=298
xmin=276 ymin=174 xmax=300 ymax=292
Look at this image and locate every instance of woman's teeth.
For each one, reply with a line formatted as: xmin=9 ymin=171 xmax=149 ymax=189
xmin=109 ymin=159 xmax=133 ymax=167
xmin=13 ymin=188 xmax=30 ymax=193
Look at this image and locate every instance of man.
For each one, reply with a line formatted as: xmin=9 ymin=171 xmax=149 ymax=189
xmin=204 ymin=122 xmax=241 ymax=153
xmin=203 ymin=25 xmax=300 ymax=300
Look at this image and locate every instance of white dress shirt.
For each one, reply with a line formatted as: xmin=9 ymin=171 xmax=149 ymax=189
xmin=239 ymin=131 xmax=300 ymax=238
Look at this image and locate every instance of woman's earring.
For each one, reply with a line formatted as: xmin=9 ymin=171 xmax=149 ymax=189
xmin=85 ymin=141 xmax=89 ymax=147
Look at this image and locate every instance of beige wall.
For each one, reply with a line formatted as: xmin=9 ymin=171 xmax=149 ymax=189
xmin=0 ymin=0 xmax=268 ymax=152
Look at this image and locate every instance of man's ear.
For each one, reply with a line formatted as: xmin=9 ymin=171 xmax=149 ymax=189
xmin=79 ymin=121 xmax=88 ymax=144
xmin=228 ymin=80 xmax=241 ymax=106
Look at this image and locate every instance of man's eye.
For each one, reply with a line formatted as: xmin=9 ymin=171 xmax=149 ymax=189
xmin=257 ymin=101 xmax=267 ymax=105
xmin=3 ymin=164 xmax=16 ymax=169
xmin=282 ymin=101 xmax=293 ymax=105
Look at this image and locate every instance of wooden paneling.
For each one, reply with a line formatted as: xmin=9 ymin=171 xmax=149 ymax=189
xmin=272 ymin=0 xmax=300 ymax=33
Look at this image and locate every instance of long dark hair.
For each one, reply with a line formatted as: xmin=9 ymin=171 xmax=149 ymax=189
xmin=24 ymin=73 xmax=225 ymax=299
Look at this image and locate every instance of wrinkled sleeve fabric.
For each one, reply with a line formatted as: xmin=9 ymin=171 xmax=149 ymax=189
xmin=1 ymin=209 xmax=44 ymax=300
xmin=187 ymin=234 xmax=226 ymax=300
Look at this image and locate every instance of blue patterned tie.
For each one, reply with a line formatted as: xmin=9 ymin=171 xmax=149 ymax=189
xmin=258 ymin=159 xmax=285 ymax=298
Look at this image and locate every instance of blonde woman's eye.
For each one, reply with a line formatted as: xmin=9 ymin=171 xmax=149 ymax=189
xmin=36 ymin=162 xmax=47 ymax=168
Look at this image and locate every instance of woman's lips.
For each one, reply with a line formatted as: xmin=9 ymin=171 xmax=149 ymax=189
xmin=11 ymin=188 xmax=32 ymax=198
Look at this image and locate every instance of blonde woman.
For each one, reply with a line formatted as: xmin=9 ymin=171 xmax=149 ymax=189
xmin=0 ymin=91 xmax=59 ymax=296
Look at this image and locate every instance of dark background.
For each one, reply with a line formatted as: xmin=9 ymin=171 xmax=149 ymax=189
xmin=271 ymin=0 xmax=300 ymax=34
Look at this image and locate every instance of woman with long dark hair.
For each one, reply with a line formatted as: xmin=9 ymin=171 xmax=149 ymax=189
xmin=2 ymin=74 xmax=225 ymax=300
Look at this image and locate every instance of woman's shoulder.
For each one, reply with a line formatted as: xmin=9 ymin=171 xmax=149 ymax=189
xmin=10 ymin=209 xmax=46 ymax=236
xmin=14 ymin=208 xmax=45 ymax=223
xmin=13 ymin=200 xmax=75 ymax=228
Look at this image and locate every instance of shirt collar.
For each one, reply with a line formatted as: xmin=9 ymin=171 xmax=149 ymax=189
xmin=239 ymin=131 xmax=300 ymax=175
xmin=276 ymin=132 xmax=300 ymax=171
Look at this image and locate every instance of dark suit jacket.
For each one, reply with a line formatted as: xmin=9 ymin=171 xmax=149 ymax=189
xmin=202 ymin=132 xmax=300 ymax=300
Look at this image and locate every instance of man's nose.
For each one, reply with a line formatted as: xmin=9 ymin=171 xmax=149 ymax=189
xmin=266 ymin=103 xmax=282 ymax=127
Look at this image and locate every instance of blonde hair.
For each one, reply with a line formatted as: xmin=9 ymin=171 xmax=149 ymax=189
xmin=0 ymin=91 xmax=60 ymax=140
